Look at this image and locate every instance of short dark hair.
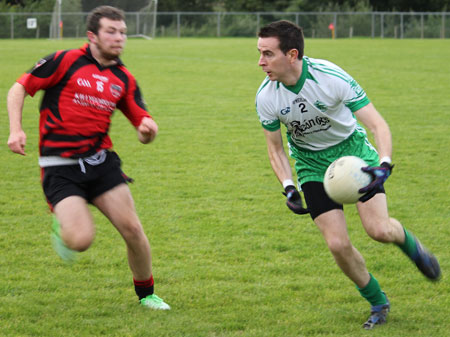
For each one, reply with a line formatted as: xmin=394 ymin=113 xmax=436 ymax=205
xmin=258 ymin=20 xmax=304 ymax=60
xmin=86 ymin=6 xmax=125 ymax=35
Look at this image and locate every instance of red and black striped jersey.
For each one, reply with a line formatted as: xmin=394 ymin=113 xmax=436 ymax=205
xmin=18 ymin=43 xmax=151 ymax=158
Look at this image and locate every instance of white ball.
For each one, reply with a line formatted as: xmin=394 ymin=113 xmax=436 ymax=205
xmin=324 ymin=156 xmax=373 ymax=204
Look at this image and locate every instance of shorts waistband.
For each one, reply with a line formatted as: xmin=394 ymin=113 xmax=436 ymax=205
xmin=39 ymin=156 xmax=78 ymax=167
xmin=39 ymin=150 xmax=108 ymax=173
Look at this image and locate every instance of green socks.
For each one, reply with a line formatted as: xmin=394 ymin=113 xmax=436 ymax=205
xmin=397 ymin=227 xmax=418 ymax=258
xmin=357 ymin=273 xmax=387 ymax=306
xmin=358 ymin=228 xmax=418 ymax=307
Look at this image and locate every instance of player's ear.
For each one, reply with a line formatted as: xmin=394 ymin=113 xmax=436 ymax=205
xmin=288 ymin=48 xmax=298 ymax=63
xmin=87 ymin=30 xmax=97 ymax=43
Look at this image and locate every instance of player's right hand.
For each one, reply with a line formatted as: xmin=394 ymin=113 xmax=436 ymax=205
xmin=137 ymin=117 xmax=158 ymax=144
xmin=7 ymin=130 xmax=27 ymax=155
xmin=282 ymin=185 xmax=309 ymax=215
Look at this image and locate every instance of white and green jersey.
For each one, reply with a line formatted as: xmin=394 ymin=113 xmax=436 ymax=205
xmin=256 ymin=56 xmax=370 ymax=151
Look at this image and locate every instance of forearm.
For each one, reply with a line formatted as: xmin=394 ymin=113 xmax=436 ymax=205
xmin=268 ymin=149 xmax=293 ymax=186
xmin=7 ymin=82 xmax=26 ymax=132
xmin=263 ymin=129 xmax=308 ymax=214
xmin=266 ymin=134 xmax=294 ymax=187
xmin=7 ymin=82 xmax=28 ymax=155
xmin=355 ymin=103 xmax=392 ymax=162
xmin=264 ymin=129 xmax=294 ymax=186
xmin=372 ymin=122 xmax=392 ymax=162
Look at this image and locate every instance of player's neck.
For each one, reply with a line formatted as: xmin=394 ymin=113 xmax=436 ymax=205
xmin=281 ymin=59 xmax=303 ymax=87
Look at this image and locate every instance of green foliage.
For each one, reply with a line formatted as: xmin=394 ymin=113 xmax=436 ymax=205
xmin=223 ymin=0 xmax=292 ymax=12
xmin=0 ymin=0 xmax=54 ymax=11
xmin=0 ymin=37 xmax=449 ymax=337
xmin=2 ymin=0 xmax=450 ymax=16
xmin=81 ymin=0 xmax=149 ymax=12
xmin=371 ymin=0 xmax=450 ymax=11
xmin=0 ymin=0 xmax=54 ymax=38
xmin=157 ymin=0 xmax=216 ymax=12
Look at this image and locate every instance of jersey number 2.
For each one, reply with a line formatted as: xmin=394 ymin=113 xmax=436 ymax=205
xmin=299 ymin=103 xmax=308 ymax=113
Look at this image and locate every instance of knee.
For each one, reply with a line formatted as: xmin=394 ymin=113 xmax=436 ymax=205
xmin=365 ymin=218 xmax=395 ymax=243
xmin=121 ymin=221 xmax=146 ymax=243
xmin=62 ymin=226 xmax=95 ymax=252
xmin=326 ymin=237 xmax=353 ymax=257
xmin=64 ymin=231 xmax=94 ymax=252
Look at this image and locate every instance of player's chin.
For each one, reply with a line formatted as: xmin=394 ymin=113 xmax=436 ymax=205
xmin=108 ymin=48 xmax=123 ymax=57
xmin=267 ymin=72 xmax=277 ymax=81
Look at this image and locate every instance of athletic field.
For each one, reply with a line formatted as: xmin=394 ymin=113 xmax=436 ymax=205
xmin=0 ymin=37 xmax=449 ymax=337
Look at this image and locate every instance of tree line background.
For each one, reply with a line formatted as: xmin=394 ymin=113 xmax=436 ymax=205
xmin=1 ymin=0 xmax=449 ymax=13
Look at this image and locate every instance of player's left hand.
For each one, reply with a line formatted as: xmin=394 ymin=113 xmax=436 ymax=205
xmin=282 ymin=185 xmax=309 ymax=215
xmin=137 ymin=117 xmax=158 ymax=144
xmin=358 ymin=162 xmax=394 ymax=201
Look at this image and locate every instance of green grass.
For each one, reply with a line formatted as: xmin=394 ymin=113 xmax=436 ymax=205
xmin=0 ymin=37 xmax=449 ymax=337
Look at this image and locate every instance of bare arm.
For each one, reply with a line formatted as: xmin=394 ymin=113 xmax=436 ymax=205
xmin=7 ymin=82 xmax=28 ymax=155
xmin=354 ymin=102 xmax=392 ymax=161
xmin=263 ymin=128 xmax=294 ymax=186
xmin=137 ymin=116 xmax=158 ymax=144
xmin=263 ymin=128 xmax=309 ymax=214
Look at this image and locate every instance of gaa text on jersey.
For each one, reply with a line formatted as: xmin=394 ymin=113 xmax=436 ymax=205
xmin=77 ymin=78 xmax=92 ymax=88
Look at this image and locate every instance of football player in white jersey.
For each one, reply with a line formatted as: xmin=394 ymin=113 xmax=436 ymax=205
xmin=255 ymin=20 xmax=440 ymax=329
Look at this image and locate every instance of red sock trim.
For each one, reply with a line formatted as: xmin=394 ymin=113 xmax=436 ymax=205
xmin=133 ymin=275 xmax=154 ymax=288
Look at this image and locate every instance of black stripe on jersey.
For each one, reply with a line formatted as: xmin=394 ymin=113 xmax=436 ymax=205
xmin=133 ymin=84 xmax=147 ymax=111
xmin=40 ymin=54 xmax=91 ymax=122
xmin=45 ymin=113 xmax=57 ymax=130
xmin=110 ymin=67 xmax=129 ymax=93
xmin=28 ymin=51 xmax=68 ymax=78
xmin=110 ymin=67 xmax=147 ymax=111
xmin=42 ymin=132 xmax=104 ymax=143
xmin=41 ymin=145 xmax=90 ymax=157
xmin=41 ymin=132 xmax=107 ymax=158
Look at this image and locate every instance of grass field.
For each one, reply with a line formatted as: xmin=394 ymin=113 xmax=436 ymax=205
xmin=0 ymin=37 xmax=449 ymax=337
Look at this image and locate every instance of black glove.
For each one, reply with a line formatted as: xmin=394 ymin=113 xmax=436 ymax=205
xmin=282 ymin=185 xmax=309 ymax=215
xmin=358 ymin=162 xmax=394 ymax=202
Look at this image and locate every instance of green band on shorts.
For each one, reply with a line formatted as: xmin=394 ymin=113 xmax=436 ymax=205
xmin=290 ymin=127 xmax=380 ymax=186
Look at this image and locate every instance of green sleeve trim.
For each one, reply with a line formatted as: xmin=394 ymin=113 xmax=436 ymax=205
xmin=261 ymin=120 xmax=280 ymax=131
xmin=346 ymin=97 xmax=370 ymax=112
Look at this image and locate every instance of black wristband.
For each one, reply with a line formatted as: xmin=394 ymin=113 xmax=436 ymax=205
xmin=380 ymin=162 xmax=394 ymax=173
xmin=284 ymin=185 xmax=296 ymax=193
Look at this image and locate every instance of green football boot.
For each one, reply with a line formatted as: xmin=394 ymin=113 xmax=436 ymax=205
xmin=140 ymin=294 xmax=171 ymax=310
xmin=51 ymin=216 xmax=76 ymax=263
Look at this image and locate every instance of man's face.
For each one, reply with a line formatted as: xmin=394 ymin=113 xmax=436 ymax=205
xmin=93 ymin=17 xmax=127 ymax=60
xmin=257 ymin=37 xmax=292 ymax=82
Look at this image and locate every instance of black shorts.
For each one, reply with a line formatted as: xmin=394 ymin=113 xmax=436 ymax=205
xmin=41 ymin=151 xmax=128 ymax=209
xmin=301 ymin=181 xmax=385 ymax=220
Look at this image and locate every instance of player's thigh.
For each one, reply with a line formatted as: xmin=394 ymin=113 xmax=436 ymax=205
xmin=356 ymin=193 xmax=391 ymax=239
xmin=314 ymin=208 xmax=351 ymax=251
xmin=92 ymin=183 xmax=143 ymax=238
xmin=53 ymin=195 xmax=95 ymax=240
